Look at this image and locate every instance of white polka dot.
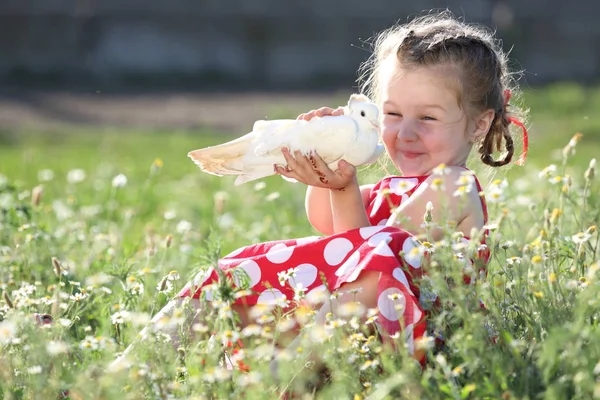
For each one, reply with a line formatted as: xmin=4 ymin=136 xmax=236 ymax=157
xmin=413 ymin=307 xmax=423 ymax=323
xmin=377 ymin=219 xmax=389 ymax=226
xmin=223 ymin=246 xmax=244 ymax=258
xmin=323 ymin=238 xmax=354 ymax=266
xmin=290 ymin=263 xmax=318 ymax=288
xmin=192 ymin=267 xmax=214 ymax=286
xmin=335 ymin=250 xmax=361 ymax=277
xmin=392 ymin=268 xmax=411 ymax=290
xmin=203 ymin=285 xmax=214 ymax=301
xmin=377 ymin=287 xmax=406 ymax=321
xmin=368 ymin=232 xmax=392 ymax=247
xmin=265 ymin=243 xmax=294 ymax=264
xmin=359 ymin=225 xmax=386 ymax=239
xmin=218 ymin=258 xmax=239 ymax=267
xmin=370 ymin=194 xmax=384 ymax=217
xmin=389 ymin=178 xmax=419 ymax=195
xmin=402 ymin=237 xmax=422 ymax=268
xmin=295 ymin=236 xmax=321 ymax=245
xmin=346 ymin=263 xmax=364 ymax=282
xmin=373 ymin=240 xmax=395 ymax=257
xmin=232 ymin=260 xmax=261 ymax=288
xmin=257 ymin=288 xmax=286 ymax=305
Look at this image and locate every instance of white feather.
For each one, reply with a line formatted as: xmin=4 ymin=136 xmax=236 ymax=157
xmin=188 ymin=94 xmax=383 ymax=185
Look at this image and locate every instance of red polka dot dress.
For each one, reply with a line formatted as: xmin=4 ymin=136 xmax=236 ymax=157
xmin=177 ymin=174 xmax=489 ymax=357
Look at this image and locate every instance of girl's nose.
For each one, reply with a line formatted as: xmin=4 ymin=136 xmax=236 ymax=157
xmin=397 ymin=122 xmax=418 ymax=143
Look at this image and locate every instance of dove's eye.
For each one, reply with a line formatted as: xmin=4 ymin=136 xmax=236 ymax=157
xmin=360 ymin=111 xmax=366 ymax=117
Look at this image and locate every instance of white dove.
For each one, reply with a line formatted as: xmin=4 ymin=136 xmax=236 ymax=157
xmin=188 ymin=93 xmax=384 ymax=185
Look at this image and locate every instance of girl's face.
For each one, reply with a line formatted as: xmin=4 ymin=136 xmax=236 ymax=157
xmin=379 ymin=60 xmax=475 ymax=176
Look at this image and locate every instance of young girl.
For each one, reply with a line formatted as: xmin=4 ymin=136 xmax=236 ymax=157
xmin=125 ymin=11 xmax=528 ymax=368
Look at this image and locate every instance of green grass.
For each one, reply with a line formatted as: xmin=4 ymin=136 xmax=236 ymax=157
xmin=0 ymin=83 xmax=599 ymax=399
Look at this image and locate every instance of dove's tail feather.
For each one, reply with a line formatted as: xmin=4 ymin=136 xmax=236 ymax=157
xmin=188 ymin=134 xmax=253 ymax=176
xmin=233 ymin=166 xmax=278 ymax=186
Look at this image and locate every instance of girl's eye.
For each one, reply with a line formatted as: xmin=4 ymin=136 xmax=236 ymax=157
xmin=421 ymin=116 xmax=436 ymax=121
xmin=386 ymin=112 xmax=402 ymax=117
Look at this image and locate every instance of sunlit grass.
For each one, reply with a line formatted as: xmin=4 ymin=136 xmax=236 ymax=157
xmin=0 ymin=84 xmax=599 ymax=399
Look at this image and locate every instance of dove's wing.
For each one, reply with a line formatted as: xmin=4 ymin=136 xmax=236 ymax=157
xmin=254 ymin=116 xmax=358 ymax=162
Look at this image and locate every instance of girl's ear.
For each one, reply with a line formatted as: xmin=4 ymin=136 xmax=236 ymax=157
xmin=470 ymin=109 xmax=495 ymax=142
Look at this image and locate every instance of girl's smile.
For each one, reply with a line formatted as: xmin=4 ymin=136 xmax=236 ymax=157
xmin=378 ymin=59 xmax=474 ymax=176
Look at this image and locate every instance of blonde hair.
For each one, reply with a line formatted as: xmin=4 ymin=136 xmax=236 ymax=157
xmin=358 ymin=11 xmax=528 ymax=167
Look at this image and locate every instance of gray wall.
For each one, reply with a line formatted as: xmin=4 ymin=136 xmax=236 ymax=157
xmin=0 ymin=0 xmax=598 ymax=90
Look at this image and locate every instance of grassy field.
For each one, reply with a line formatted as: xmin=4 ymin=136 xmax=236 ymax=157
xmin=0 ymin=83 xmax=599 ymax=399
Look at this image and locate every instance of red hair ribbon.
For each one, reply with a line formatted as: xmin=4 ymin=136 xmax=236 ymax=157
xmin=504 ymin=89 xmax=528 ymax=166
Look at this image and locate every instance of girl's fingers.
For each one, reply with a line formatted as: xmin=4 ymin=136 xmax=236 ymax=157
xmin=297 ymin=107 xmax=337 ymax=121
xmin=281 ymin=147 xmax=301 ymax=171
xmin=331 ymin=107 xmax=345 ymax=116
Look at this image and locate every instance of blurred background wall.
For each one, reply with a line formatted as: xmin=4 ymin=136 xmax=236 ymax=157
xmin=0 ymin=0 xmax=597 ymax=91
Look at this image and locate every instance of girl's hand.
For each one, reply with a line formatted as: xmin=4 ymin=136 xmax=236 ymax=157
xmin=274 ymin=105 xmax=355 ymax=190
xmin=296 ymin=106 xmax=345 ymax=121
xmin=275 ymin=148 xmax=357 ymax=190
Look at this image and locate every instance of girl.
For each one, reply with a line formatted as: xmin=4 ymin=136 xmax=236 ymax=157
xmin=122 ymin=11 xmax=528 ymax=368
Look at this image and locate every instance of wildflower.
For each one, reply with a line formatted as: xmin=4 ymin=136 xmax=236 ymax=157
xmin=111 ymin=312 xmax=126 ymax=325
xmin=176 ymin=220 xmax=192 ymax=234
xmin=31 ymin=185 xmax=43 ymax=207
xmin=338 ymin=301 xmax=366 ymax=318
xmin=415 ymin=335 xmax=435 ymax=351
xmin=213 ymin=191 xmax=229 ymax=215
xmin=112 ymin=174 xmax=128 ymax=188
xmin=52 ymin=257 xmax=64 ymax=277
xmin=237 ymin=371 xmax=262 ymax=387
xmin=27 ymin=366 xmax=43 ymax=375
xmin=0 ymin=320 xmax=17 ymax=344
xmin=276 ymin=318 xmax=296 ymax=333
xmin=241 ymin=324 xmax=262 ymax=338
xmin=531 ymin=255 xmax=543 ymax=264
xmin=306 ymin=285 xmax=328 ymax=305
xmin=46 ymin=341 xmax=68 ymax=355
xmin=325 ymin=319 xmax=347 ymax=330
xmin=128 ymin=282 xmax=144 ymax=296
xmin=221 ymin=330 xmax=240 ymax=344
xmin=58 ymin=318 xmax=72 ymax=327
xmin=533 ymin=291 xmax=544 ymax=299
xmin=292 ymin=282 xmax=307 ymax=301
xmin=430 ymin=177 xmax=445 ymax=191
xmin=548 ymin=273 xmax=557 ymax=284
xmin=549 ymin=208 xmax=562 ymax=225
xmin=38 ymin=169 xmax=54 ymax=182
xmin=70 ymin=292 xmax=89 ymax=302
xmin=432 ymin=163 xmax=450 ymax=175
xmin=295 ymin=304 xmax=316 ymax=325
xmin=538 ymin=164 xmax=557 ymax=179
xmin=506 ymin=257 xmax=522 ymax=266
xmin=265 ymin=192 xmax=280 ymax=202
xmin=359 ymin=359 xmax=380 ymax=371
xmin=423 ymin=201 xmax=433 ymax=224
xmin=254 ymin=182 xmax=266 ymax=191
xmin=277 ymin=270 xmax=290 ymax=286
xmin=572 ymin=232 xmax=592 ymax=244
xmin=164 ymin=210 xmax=176 ymax=220
xmin=562 ymin=132 xmax=583 ymax=158
xmin=79 ymin=336 xmax=99 ymax=351
xmin=67 ymin=169 xmax=86 ymax=183
xmin=585 ymin=158 xmax=596 ymax=181
xmin=151 ymin=158 xmax=163 ymax=173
